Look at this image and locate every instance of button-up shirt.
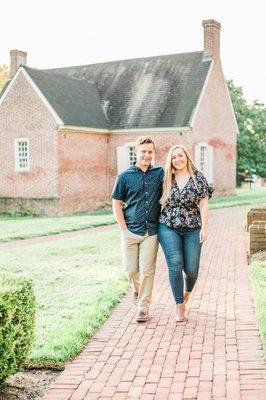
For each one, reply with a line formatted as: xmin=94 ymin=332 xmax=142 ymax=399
xmin=112 ymin=165 xmax=164 ymax=236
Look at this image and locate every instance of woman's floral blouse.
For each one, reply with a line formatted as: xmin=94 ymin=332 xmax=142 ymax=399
xmin=159 ymin=171 xmax=214 ymax=229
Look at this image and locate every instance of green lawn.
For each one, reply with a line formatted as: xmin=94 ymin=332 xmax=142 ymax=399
xmin=0 ymin=229 xmax=128 ymax=365
xmin=249 ymin=257 xmax=266 ymax=355
xmin=0 ymin=189 xmax=265 ymax=243
xmin=0 ymin=211 xmax=115 ymax=242
xmin=209 ymin=188 xmax=266 ymax=209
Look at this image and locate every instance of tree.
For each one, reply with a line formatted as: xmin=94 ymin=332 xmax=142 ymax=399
xmin=0 ymin=64 xmax=10 ymax=91
xmin=227 ymin=80 xmax=266 ymax=186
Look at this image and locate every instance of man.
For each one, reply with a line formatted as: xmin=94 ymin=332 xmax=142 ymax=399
xmin=112 ymin=136 xmax=164 ymax=322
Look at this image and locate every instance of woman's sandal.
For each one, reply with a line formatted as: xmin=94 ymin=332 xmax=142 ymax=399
xmin=175 ymin=303 xmax=187 ymax=323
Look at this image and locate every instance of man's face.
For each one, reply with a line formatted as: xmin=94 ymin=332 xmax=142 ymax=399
xmin=135 ymin=143 xmax=155 ymax=168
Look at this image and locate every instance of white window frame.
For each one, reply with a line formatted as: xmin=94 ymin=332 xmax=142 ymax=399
xmin=14 ymin=138 xmax=30 ymax=172
xmin=128 ymin=144 xmax=137 ymax=166
xmin=194 ymin=142 xmax=213 ymax=184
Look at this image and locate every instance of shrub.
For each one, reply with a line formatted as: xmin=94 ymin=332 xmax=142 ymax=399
xmin=0 ymin=273 xmax=35 ymax=385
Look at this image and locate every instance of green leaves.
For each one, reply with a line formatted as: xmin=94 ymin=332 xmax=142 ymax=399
xmin=0 ymin=274 xmax=35 ymax=386
xmin=227 ymin=80 xmax=266 ymax=186
xmin=0 ymin=65 xmax=10 ymax=92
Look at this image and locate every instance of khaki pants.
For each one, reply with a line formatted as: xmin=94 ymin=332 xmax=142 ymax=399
xmin=121 ymin=229 xmax=159 ymax=312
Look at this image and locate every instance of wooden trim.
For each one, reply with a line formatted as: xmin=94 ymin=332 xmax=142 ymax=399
xmin=111 ymin=127 xmax=191 ymax=134
xmin=58 ymin=125 xmax=110 ymax=134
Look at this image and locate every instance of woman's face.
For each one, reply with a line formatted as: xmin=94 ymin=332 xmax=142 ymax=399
xmin=171 ymin=148 xmax=188 ymax=171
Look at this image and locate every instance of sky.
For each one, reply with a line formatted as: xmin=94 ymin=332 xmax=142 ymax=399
xmin=1 ymin=0 xmax=265 ymax=104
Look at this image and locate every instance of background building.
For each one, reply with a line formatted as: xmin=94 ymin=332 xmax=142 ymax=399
xmin=0 ymin=20 xmax=238 ymax=216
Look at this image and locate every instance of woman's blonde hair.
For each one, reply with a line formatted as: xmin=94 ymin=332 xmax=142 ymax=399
xmin=161 ymin=145 xmax=200 ymax=207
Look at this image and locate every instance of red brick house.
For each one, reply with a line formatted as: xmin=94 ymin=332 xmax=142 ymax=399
xmin=0 ymin=19 xmax=238 ymax=216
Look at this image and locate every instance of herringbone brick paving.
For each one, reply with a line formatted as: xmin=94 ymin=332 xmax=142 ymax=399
xmin=43 ymin=206 xmax=265 ymax=399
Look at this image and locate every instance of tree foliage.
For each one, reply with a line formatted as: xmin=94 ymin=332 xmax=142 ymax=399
xmin=228 ymin=80 xmax=266 ymax=186
xmin=0 ymin=64 xmax=10 ymax=91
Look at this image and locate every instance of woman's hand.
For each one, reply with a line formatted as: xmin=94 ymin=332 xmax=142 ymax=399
xmin=199 ymin=197 xmax=209 ymax=243
xmin=199 ymin=228 xmax=207 ymax=243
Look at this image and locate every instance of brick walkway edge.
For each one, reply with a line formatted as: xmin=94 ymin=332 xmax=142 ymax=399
xmin=43 ymin=206 xmax=265 ymax=400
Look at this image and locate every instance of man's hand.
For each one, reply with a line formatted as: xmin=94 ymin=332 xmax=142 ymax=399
xmin=112 ymin=199 xmax=127 ymax=231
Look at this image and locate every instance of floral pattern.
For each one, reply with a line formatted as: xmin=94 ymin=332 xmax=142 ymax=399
xmin=159 ymin=171 xmax=214 ymax=229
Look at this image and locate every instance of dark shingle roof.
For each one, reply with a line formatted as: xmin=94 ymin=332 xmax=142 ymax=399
xmin=24 ymin=67 xmax=108 ymax=129
xmin=2 ymin=51 xmax=212 ymax=130
xmin=0 ymin=80 xmax=11 ymax=99
xmin=45 ymin=52 xmax=212 ymax=129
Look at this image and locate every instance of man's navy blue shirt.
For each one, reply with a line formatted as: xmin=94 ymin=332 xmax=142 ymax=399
xmin=112 ymin=165 xmax=164 ymax=236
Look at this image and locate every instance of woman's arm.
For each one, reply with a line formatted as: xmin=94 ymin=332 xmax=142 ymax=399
xmin=199 ymin=197 xmax=209 ymax=243
xmin=112 ymin=199 xmax=127 ymax=231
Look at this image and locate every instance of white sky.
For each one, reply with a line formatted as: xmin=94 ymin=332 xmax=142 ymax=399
xmin=1 ymin=0 xmax=265 ymax=104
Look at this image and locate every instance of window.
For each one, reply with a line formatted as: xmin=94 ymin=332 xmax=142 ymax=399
xmin=116 ymin=144 xmax=135 ymax=174
xmin=15 ymin=138 xmax=29 ymax=171
xmin=195 ymin=142 xmax=213 ymax=183
xmin=129 ymin=146 xmax=137 ymax=166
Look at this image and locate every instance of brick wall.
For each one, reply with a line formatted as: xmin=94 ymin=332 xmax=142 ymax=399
xmin=247 ymin=208 xmax=266 ymax=253
xmin=247 ymin=207 xmax=266 ymax=231
xmin=191 ymin=60 xmax=237 ymax=194
xmin=250 ymin=221 xmax=266 ymax=253
xmin=0 ymin=197 xmax=59 ymax=216
xmin=57 ymin=130 xmax=109 ymax=215
xmin=202 ymin=20 xmax=221 ymax=59
xmin=0 ymin=71 xmax=59 ymax=203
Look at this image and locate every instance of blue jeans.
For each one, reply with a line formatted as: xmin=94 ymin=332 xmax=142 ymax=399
xmin=158 ymin=223 xmax=202 ymax=304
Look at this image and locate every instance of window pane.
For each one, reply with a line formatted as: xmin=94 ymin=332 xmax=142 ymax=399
xmin=15 ymin=139 xmax=29 ymax=171
xmin=129 ymin=146 xmax=137 ymax=166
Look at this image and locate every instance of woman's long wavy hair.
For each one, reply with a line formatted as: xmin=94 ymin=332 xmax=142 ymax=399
xmin=161 ymin=145 xmax=200 ymax=207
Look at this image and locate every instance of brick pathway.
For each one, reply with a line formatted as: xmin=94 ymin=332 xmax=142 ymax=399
xmin=43 ymin=206 xmax=265 ymax=400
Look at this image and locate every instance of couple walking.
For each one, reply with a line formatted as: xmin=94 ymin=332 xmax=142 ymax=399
xmin=112 ymin=136 xmax=214 ymax=323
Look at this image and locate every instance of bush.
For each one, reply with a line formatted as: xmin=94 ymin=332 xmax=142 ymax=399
xmin=0 ymin=273 xmax=35 ymax=385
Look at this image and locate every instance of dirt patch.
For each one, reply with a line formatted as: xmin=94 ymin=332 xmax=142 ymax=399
xmin=0 ymin=369 xmax=62 ymax=400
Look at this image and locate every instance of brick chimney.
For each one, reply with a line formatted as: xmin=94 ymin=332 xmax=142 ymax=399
xmin=10 ymin=50 xmax=27 ymax=78
xmin=202 ymin=19 xmax=221 ymax=60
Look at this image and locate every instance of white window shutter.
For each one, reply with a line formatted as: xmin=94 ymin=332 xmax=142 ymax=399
xmin=116 ymin=146 xmax=130 ymax=174
xmin=194 ymin=144 xmax=201 ymax=170
xmin=207 ymin=145 xmax=213 ymax=184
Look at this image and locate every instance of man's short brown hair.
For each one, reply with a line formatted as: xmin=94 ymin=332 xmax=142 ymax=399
xmin=135 ymin=136 xmax=156 ymax=149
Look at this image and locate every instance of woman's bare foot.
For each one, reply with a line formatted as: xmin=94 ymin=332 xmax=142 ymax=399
xmin=175 ymin=303 xmax=187 ymax=322
xmin=184 ymin=291 xmax=191 ymax=304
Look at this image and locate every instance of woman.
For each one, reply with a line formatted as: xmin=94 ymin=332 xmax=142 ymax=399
xmin=158 ymin=145 xmax=214 ymax=322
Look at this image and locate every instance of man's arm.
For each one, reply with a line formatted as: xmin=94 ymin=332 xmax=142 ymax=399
xmin=112 ymin=199 xmax=127 ymax=231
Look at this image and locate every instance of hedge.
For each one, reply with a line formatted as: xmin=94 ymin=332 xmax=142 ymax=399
xmin=0 ymin=273 xmax=35 ymax=385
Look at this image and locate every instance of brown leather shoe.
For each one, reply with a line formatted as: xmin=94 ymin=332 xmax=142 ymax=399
xmin=136 ymin=311 xmax=149 ymax=322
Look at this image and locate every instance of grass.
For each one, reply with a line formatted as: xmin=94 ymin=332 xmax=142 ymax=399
xmin=249 ymin=256 xmax=266 ymax=355
xmin=0 ymin=211 xmax=115 ymax=242
xmin=209 ymin=188 xmax=266 ymax=209
xmin=0 ymin=229 xmax=128 ymax=364
xmin=0 ymin=189 xmax=265 ymax=243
